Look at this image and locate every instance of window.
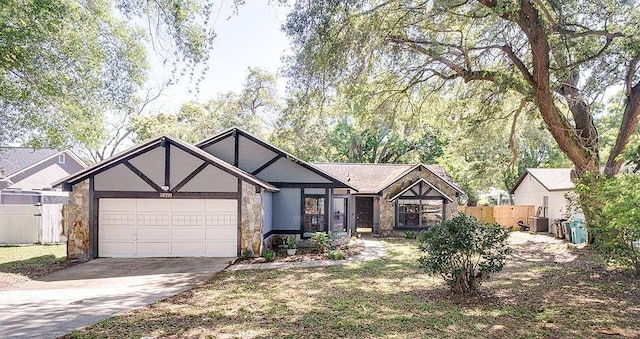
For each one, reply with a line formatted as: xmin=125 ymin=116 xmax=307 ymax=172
xmin=304 ymin=196 xmax=325 ymax=233
xmin=58 ymin=154 xmax=66 ymax=164
xmin=332 ymin=197 xmax=347 ymax=232
xmin=397 ymin=198 xmax=443 ymax=228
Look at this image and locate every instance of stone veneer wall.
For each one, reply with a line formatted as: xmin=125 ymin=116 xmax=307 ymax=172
xmin=379 ymin=169 xmax=459 ymax=236
xmin=241 ymin=181 xmax=264 ymax=255
xmin=65 ymin=179 xmax=90 ymax=261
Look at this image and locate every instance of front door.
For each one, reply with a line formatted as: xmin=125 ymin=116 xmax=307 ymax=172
xmin=355 ymin=197 xmax=374 ymax=231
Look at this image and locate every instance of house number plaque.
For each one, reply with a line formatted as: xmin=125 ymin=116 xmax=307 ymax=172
xmin=159 ymin=192 xmax=173 ymax=198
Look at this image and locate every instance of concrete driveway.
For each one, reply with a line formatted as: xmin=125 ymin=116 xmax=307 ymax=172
xmin=0 ymin=257 xmax=233 ymax=338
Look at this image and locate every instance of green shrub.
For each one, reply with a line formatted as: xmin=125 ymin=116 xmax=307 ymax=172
xmin=263 ymin=249 xmax=276 ymax=262
xmin=417 ymin=214 xmax=511 ymax=294
xmin=310 ymin=232 xmax=332 ymax=253
xmin=284 ymin=236 xmax=297 ymax=249
xmin=327 ymin=249 xmax=345 ymax=260
xmin=241 ymin=248 xmax=253 ymax=259
xmin=405 ymin=231 xmax=417 ymax=239
xmin=574 ymin=174 xmax=640 ymax=275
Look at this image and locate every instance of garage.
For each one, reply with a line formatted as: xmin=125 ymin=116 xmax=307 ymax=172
xmin=99 ymin=198 xmax=237 ymax=257
xmin=55 ymin=135 xmax=278 ymax=260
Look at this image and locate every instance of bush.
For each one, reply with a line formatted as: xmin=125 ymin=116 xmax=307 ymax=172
xmin=574 ymin=174 xmax=640 ymax=275
xmin=310 ymin=232 xmax=332 ymax=253
xmin=241 ymin=249 xmax=253 ymax=259
xmin=417 ymin=214 xmax=511 ymax=294
xmin=263 ymin=250 xmax=276 ymax=262
xmin=284 ymin=236 xmax=297 ymax=249
xmin=327 ymin=249 xmax=345 ymax=260
xmin=405 ymin=231 xmax=417 ymax=239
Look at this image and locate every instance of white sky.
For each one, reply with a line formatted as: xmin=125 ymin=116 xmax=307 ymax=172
xmin=144 ymin=1 xmax=292 ymax=114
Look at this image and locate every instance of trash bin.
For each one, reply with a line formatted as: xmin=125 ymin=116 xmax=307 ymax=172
xmin=570 ymin=218 xmax=587 ymax=244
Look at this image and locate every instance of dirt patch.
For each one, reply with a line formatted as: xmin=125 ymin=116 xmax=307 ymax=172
xmin=0 ymin=259 xmax=78 ymax=289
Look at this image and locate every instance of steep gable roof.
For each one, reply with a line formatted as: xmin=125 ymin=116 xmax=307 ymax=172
xmin=0 ymin=147 xmax=58 ymax=178
xmin=510 ymin=168 xmax=574 ymax=193
xmin=53 ymin=135 xmax=278 ymax=192
xmin=388 ymin=178 xmax=454 ymax=202
xmin=196 ymin=127 xmax=358 ymax=190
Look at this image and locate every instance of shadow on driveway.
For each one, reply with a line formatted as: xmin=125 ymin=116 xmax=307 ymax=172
xmin=0 ymin=257 xmax=233 ymax=338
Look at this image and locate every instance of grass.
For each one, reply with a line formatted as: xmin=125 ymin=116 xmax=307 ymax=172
xmin=67 ymin=235 xmax=640 ymax=338
xmin=0 ymin=244 xmax=67 ymax=287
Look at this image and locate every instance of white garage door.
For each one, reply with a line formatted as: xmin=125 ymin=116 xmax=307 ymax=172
xmin=98 ymin=198 xmax=237 ymax=257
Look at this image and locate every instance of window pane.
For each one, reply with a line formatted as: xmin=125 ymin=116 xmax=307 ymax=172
xmin=304 ymin=197 xmax=325 ymax=233
xmin=397 ymin=198 xmax=443 ymax=228
xmin=332 ymin=198 xmax=347 ymax=232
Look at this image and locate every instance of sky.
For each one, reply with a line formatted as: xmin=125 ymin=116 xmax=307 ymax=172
xmin=144 ymin=1 xmax=292 ymax=114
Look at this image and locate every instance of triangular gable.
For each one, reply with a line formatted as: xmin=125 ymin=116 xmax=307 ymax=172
xmin=389 ymin=178 xmax=453 ymax=202
xmin=377 ymin=164 xmax=465 ymax=196
xmin=196 ymin=127 xmax=358 ymax=190
xmin=54 ymin=135 xmax=278 ymax=192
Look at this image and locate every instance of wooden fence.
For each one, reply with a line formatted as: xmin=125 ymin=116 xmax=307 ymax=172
xmin=0 ymin=203 xmax=65 ymax=244
xmin=458 ymin=205 xmax=535 ymax=230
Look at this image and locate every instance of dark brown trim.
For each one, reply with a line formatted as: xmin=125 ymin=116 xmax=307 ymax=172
xmin=89 ymin=177 xmax=98 ymax=259
xmin=93 ymin=191 xmax=237 ymax=199
xmin=123 ymin=160 xmax=162 ymax=192
xmin=376 ymin=164 xmax=465 ymax=196
xmin=233 ymin=130 xmax=239 ymax=167
xmin=169 ymin=139 xmax=251 ymax=186
xmin=409 ymin=188 xmax=419 ymax=196
xmin=270 ymin=182 xmax=342 ymax=188
xmin=251 ymin=154 xmax=282 ymax=175
xmin=196 ymin=129 xmax=234 ymax=149
xmin=170 ymin=162 xmax=208 ymax=193
xmin=66 ymin=142 xmax=162 ymax=185
xmin=237 ymin=178 xmax=242 ymax=256
xmin=164 ymin=141 xmax=170 ymax=187
xmin=300 ymin=189 xmax=305 ymax=234
xmin=263 ymin=229 xmax=302 ymax=239
xmin=199 ymin=128 xmax=357 ymax=190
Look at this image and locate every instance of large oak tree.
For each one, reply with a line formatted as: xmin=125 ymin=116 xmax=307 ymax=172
xmin=285 ymin=0 xmax=640 ymax=178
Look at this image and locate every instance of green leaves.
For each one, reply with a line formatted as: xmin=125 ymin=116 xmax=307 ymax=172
xmin=417 ymin=214 xmax=511 ymax=293
xmin=575 ymin=174 xmax=640 ymax=275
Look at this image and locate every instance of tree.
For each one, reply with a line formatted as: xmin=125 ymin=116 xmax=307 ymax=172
xmin=285 ymin=0 xmax=640 ymax=179
xmin=131 ymin=68 xmax=280 ymax=142
xmin=1 ymin=0 xmax=225 ymax=149
xmin=327 ymin=118 xmax=444 ymax=164
xmin=574 ymin=174 xmax=640 ymax=275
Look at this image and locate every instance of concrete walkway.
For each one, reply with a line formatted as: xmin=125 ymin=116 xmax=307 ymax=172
xmin=0 ymin=257 xmax=232 ymax=339
xmin=228 ymin=237 xmax=387 ymax=271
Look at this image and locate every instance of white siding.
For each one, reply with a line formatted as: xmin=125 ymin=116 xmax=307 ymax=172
xmin=8 ymin=163 xmax=70 ymax=190
xmin=513 ymin=173 xmax=571 ymax=222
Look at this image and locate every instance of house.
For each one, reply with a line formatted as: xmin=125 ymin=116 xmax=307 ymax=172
xmin=313 ymin=163 xmax=465 ymax=236
xmin=0 ymin=147 xmax=86 ymax=204
xmin=510 ymin=168 xmax=574 ymax=223
xmin=55 ymin=128 xmax=464 ymax=260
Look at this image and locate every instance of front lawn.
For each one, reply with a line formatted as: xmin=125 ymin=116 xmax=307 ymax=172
xmin=0 ymin=244 xmax=68 ymax=288
xmin=68 ymin=234 xmax=639 ymax=338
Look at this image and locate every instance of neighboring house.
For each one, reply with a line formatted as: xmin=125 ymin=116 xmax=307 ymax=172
xmin=510 ymin=168 xmax=575 ymax=223
xmin=0 ymin=147 xmax=87 ymax=203
xmin=55 ymin=128 xmax=464 ymax=260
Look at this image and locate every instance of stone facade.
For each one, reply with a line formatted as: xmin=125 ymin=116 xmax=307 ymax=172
xmin=240 ymin=181 xmax=264 ymax=255
xmin=379 ymin=167 xmax=459 ymax=236
xmin=65 ymin=179 xmax=90 ymax=261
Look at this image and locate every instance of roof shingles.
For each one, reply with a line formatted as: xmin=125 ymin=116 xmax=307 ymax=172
xmin=0 ymin=147 xmax=58 ymax=179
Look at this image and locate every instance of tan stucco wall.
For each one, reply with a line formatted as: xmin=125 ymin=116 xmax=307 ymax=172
xmin=240 ymin=181 xmax=264 ymax=255
xmin=65 ymin=180 xmax=90 ymax=261
xmin=379 ymin=168 xmax=459 ymax=236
